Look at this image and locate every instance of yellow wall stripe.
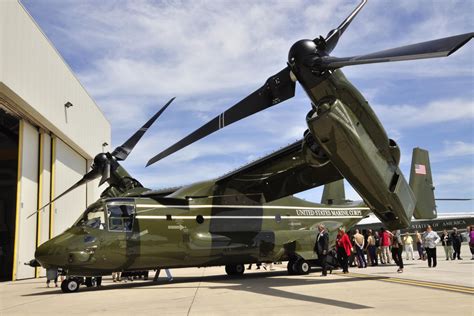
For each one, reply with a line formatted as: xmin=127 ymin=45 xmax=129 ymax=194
xmin=12 ymin=120 xmax=24 ymax=281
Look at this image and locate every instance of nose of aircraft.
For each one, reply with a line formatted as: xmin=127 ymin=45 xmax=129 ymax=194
xmin=35 ymin=235 xmax=70 ymax=269
xmin=35 ymin=240 xmax=55 ymax=268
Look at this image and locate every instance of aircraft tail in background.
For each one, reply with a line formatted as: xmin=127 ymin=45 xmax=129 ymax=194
xmin=409 ymin=148 xmax=436 ymax=219
xmin=321 ymin=179 xmax=346 ymax=205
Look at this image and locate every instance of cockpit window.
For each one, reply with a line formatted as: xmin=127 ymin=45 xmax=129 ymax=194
xmin=107 ymin=203 xmax=135 ymax=232
xmin=76 ymin=205 xmax=106 ymax=229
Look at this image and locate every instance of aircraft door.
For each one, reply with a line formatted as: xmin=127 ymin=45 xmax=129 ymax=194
xmin=253 ymin=231 xmax=275 ymax=259
xmin=100 ymin=201 xmax=139 ymax=270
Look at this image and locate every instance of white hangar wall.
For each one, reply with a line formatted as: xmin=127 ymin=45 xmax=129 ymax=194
xmin=0 ymin=1 xmax=111 ymax=280
xmin=53 ymin=138 xmax=87 ymax=236
xmin=15 ymin=121 xmax=39 ymax=280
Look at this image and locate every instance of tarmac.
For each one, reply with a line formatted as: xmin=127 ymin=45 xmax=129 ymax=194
xmin=1 ymin=245 xmax=473 ymax=316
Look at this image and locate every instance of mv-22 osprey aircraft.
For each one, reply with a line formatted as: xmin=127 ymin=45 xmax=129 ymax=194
xmin=30 ymin=0 xmax=473 ymax=292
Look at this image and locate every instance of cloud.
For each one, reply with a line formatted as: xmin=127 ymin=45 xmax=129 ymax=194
xmin=433 ymin=165 xmax=474 ymax=205
xmin=373 ymin=98 xmax=474 ymax=129
xmin=21 ymin=0 xmax=473 ymax=213
xmin=441 ymin=141 xmax=474 ymax=158
xmin=436 ymin=166 xmax=474 ymax=186
xmin=25 ymin=0 xmax=474 ymax=102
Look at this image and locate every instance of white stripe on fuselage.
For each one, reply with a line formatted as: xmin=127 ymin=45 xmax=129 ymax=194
xmin=136 ymin=215 xmax=364 ymax=220
xmin=135 ymin=204 xmax=369 ymax=211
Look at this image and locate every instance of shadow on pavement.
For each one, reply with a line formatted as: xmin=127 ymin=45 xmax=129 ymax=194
xmin=22 ymin=269 xmax=383 ymax=309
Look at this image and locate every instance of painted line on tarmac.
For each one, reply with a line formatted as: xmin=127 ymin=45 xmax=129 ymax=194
xmin=337 ymin=272 xmax=474 ymax=295
xmin=345 ymin=272 xmax=471 ymax=291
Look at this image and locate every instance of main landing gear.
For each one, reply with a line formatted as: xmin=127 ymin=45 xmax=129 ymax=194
xmin=225 ymin=264 xmax=245 ymax=276
xmin=287 ymin=258 xmax=311 ymax=275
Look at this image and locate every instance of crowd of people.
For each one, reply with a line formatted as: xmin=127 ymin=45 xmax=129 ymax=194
xmin=328 ymin=224 xmax=474 ymax=275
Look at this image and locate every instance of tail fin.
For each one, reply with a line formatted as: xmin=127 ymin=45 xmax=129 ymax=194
xmin=409 ymin=148 xmax=436 ymax=219
xmin=321 ymin=179 xmax=346 ymax=205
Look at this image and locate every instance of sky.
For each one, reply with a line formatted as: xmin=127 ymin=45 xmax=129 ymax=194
xmin=21 ymin=0 xmax=474 ymax=213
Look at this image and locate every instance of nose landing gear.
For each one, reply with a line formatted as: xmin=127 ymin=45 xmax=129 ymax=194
xmin=61 ymin=278 xmax=81 ymax=293
xmin=60 ymin=276 xmax=102 ymax=293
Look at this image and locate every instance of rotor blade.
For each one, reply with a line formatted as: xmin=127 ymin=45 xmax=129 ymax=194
xmin=322 ymin=32 xmax=473 ymax=69
xmin=99 ymin=160 xmax=110 ymax=186
xmin=111 ymin=97 xmax=176 ymax=161
xmin=323 ymin=0 xmax=367 ymax=54
xmin=435 ymin=198 xmax=473 ymax=201
xmin=146 ymin=67 xmax=295 ymax=166
xmin=26 ymin=168 xmax=101 ymax=219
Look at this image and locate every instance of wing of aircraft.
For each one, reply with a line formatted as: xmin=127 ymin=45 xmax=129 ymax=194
xmin=213 ymin=139 xmax=343 ymax=202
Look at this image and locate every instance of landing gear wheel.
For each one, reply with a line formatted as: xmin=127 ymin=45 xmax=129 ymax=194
xmin=85 ymin=277 xmax=96 ymax=287
xmin=61 ymin=278 xmax=80 ymax=293
xmin=287 ymin=259 xmax=297 ymax=275
xmin=225 ymin=264 xmax=245 ymax=276
xmin=295 ymin=259 xmax=310 ymax=275
xmin=234 ymin=264 xmax=245 ymax=275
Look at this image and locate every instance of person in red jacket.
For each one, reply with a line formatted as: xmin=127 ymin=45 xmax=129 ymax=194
xmin=336 ymin=227 xmax=352 ymax=273
xmin=380 ymin=228 xmax=393 ymax=264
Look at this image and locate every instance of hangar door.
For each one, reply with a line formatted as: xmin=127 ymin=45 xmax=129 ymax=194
xmin=53 ymin=139 xmax=87 ymax=236
xmin=14 ymin=120 xmax=39 ymax=280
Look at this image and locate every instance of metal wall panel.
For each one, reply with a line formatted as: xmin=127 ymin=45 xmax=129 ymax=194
xmin=37 ymin=133 xmax=51 ymax=277
xmin=14 ymin=120 xmax=38 ymax=280
xmin=39 ymin=133 xmax=51 ymax=245
xmin=53 ymin=139 xmax=86 ymax=237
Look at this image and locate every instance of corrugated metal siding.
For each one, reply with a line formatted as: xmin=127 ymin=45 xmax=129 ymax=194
xmin=53 ymin=138 xmax=86 ymax=237
xmin=38 ymin=133 xmax=51 ymax=277
xmin=15 ymin=120 xmax=38 ymax=279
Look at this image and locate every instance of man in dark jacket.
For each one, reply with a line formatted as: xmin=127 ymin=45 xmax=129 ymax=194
xmin=451 ymin=227 xmax=463 ymax=260
xmin=315 ymin=224 xmax=329 ymax=276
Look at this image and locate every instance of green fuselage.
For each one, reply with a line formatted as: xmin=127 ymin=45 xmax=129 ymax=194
xmin=36 ymin=194 xmax=369 ymax=276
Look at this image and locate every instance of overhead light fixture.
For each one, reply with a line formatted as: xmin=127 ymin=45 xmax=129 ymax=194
xmin=64 ymin=101 xmax=73 ymax=108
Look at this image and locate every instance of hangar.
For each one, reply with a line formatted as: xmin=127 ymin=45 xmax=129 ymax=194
xmin=0 ymin=1 xmax=111 ymax=281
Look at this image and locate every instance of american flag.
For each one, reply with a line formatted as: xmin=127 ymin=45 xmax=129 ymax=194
xmin=415 ymin=164 xmax=426 ymax=175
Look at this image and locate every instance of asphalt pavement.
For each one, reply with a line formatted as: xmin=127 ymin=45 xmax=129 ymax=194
xmin=1 ymin=245 xmax=473 ymax=315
